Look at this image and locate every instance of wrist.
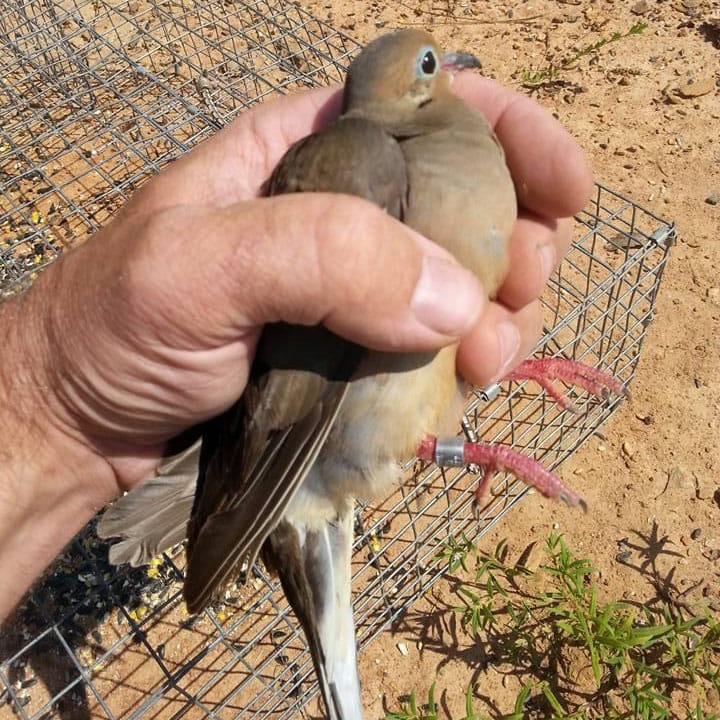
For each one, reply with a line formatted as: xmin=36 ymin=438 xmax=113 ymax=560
xmin=0 ymin=282 xmax=117 ymax=620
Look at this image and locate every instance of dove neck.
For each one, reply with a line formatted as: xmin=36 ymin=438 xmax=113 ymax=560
xmin=341 ymin=97 xmax=464 ymax=139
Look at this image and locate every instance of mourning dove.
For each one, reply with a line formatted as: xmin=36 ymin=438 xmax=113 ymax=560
xmin=99 ymin=29 xmax=619 ymax=720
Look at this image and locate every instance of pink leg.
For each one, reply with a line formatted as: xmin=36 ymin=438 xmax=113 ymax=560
xmin=417 ymin=436 xmax=586 ymax=511
xmin=505 ymin=358 xmax=626 ymax=412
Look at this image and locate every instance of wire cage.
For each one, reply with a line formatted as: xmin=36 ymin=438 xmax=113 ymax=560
xmin=0 ymin=1 xmax=675 ymax=719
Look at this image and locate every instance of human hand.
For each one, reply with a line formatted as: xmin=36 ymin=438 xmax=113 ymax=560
xmin=0 ymin=77 xmax=590 ymax=618
xmin=120 ymin=76 xmax=592 ymax=399
xmin=4 ymin=78 xmax=592 ymax=494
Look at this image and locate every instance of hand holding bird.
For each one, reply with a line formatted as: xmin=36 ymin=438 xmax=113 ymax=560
xmin=0 ymin=33 xmax=593 ymax=698
xmin=98 ymin=30 xmax=609 ymax=720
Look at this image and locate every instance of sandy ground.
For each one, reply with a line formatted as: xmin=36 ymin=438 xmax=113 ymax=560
xmin=294 ymin=0 xmax=720 ymax=716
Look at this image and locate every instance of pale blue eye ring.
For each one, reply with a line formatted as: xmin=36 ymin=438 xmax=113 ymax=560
xmin=416 ymin=46 xmax=438 ymax=77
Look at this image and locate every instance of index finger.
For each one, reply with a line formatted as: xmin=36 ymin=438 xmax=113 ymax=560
xmin=136 ymin=87 xmax=343 ymax=212
xmin=451 ymin=73 xmax=594 ymax=219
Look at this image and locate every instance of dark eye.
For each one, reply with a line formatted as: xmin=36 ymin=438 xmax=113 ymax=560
xmin=420 ymin=50 xmax=437 ymax=75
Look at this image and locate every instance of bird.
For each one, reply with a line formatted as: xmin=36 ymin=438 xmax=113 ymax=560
xmin=98 ymin=29 xmax=620 ymax=720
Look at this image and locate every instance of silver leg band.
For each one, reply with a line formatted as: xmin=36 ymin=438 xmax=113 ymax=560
xmin=434 ymin=437 xmax=466 ymax=467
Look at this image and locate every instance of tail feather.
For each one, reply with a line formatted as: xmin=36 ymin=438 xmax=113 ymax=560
xmin=264 ymin=505 xmax=362 ymax=720
xmin=97 ymin=443 xmax=199 ymax=566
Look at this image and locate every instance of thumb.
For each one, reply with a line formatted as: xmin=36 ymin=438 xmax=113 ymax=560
xmin=139 ymin=193 xmax=487 ymax=352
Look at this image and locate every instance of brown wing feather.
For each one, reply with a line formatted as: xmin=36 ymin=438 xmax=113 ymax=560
xmin=267 ymin=116 xmax=408 ymax=216
xmin=184 ymin=382 xmax=349 ymax=613
xmin=184 ymin=119 xmax=407 ymax=612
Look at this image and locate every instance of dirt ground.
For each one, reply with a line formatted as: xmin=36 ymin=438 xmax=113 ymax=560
xmin=294 ymin=0 xmax=720 ymax=716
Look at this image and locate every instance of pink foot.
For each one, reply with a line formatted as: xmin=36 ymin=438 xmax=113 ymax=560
xmin=417 ymin=436 xmax=586 ymax=511
xmin=506 ymin=358 xmax=626 ymax=412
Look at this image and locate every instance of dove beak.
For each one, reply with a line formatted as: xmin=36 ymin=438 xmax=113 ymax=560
xmin=441 ymin=51 xmax=481 ymax=71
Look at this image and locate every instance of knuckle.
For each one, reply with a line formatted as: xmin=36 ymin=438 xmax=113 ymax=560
xmin=114 ymin=207 xmax=206 ymax=330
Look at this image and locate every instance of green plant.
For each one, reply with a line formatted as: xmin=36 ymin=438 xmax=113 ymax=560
xmin=386 ymin=683 xmax=440 ymax=720
xmin=521 ymin=22 xmax=647 ymax=88
xmin=386 ymin=532 xmax=720 ymax=720
xmin=436 ymin=532 xmax=475 ymax=573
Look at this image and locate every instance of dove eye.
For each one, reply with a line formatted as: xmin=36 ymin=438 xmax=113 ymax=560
xmin=416 ymin=47 xmax=438 ymax=77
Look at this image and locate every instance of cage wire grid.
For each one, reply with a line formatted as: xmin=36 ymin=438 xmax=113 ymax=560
xmin=0 ymin=1 xmax=675 ymax=719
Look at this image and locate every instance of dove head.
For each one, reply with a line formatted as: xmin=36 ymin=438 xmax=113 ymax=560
xmin=342 ymin=30 xmax=479 ymax=126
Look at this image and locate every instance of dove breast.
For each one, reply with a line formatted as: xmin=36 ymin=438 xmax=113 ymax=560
xmin=400 ymin=98 xmax=517 ymax=297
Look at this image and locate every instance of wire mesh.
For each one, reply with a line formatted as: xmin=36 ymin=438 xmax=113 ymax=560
xmin=0 ymin=2 xmax=675 ymax=720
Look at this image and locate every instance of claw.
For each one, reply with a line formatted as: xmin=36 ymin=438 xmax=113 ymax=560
xmin=506 ymin=358 xmax=626 ymax=412
xmin=472 ymin=468 xmax=496 ymax=508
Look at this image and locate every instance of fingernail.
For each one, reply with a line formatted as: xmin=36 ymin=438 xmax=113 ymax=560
xmin=411 ymin=256 xmax=483 ymax=336
xmin=494 ymin=321 xmax=521 ymax=381
xmin=539 ymin=243 xmax=557 ymax=281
